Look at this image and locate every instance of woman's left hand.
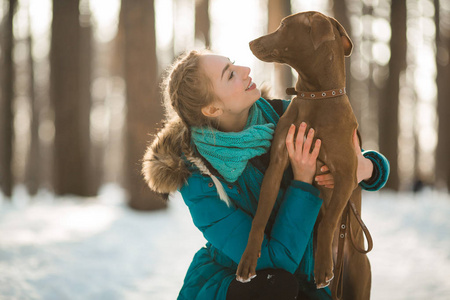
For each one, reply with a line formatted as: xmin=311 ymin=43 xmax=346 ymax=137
xmin=315 ymin=130 xmax=374 ymax=188
xmin=352 ymin=129 xmax=374 ymax=183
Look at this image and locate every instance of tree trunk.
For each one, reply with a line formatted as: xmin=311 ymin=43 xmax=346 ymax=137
xmin=378 ymin=0 xmax=406 ymax=190
xmin=51 ymin=0 xmax=93 ymax=196
xmin=0 ymin=0 xmax=16 ymax=198
xmin=79 ymin=3 xmax=97 ymax=195
xmin=25 ymin=11 xmax=39 ymax=195
xmin=332 ymin=0 xmax=356 ymax=118
xmin=195 ymin=0 xmax=210 ymax=48
xmin=434 ymin=0 xmax=450 ymax=190
xmin=268 ymin=0 xmax=292 ymax=99
xmin=121 ymin=0 xmax=166 ymax=210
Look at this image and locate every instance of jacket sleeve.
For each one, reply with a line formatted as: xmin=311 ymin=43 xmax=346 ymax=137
xmin=359 ymin=150 xmax=390 ymax=191
xmin=180 ymin=173 xmax=323 ymax=274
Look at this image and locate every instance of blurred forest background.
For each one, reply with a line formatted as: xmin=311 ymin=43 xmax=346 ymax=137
xmin=0 ymin=0 xmax=449 ymax=211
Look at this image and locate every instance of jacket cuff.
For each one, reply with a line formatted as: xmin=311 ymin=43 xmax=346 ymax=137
xmin=360 ymin=150 xmax=390 ymax=191
xmin=290 ymin=180 xmax=320 ymax=197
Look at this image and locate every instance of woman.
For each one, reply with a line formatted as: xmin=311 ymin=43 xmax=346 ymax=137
xmin=142 ymin=50 xmax=389 ymax=300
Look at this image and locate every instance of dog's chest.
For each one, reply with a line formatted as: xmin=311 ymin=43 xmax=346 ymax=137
xmin=293 ymin=97 xmax=358 ymax=131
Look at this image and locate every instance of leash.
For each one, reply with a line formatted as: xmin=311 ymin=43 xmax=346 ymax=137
xmin=285 ymin=87 xmax=346 ymax=99
xmin=331 ymin=200 xmax=373 ymax=300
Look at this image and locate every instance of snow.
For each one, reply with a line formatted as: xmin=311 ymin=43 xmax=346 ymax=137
xmin=1 ymin=185 xmax=450 ymax=299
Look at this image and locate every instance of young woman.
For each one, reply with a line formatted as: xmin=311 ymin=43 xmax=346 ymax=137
xmin=142 ymin=50 xmax=389 ymax=300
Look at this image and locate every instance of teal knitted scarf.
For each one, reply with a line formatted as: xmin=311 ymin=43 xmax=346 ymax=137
xmin=191 ymin=98 xmax=279 ymax=183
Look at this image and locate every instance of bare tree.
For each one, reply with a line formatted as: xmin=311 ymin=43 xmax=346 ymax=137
xmin=120 ymin=0 xmax=166 ymax=210
xmin=0 ymin=0 xmax=17 ymax=198
xmin=51 ymin=0 xmax=94 ymax=196
xmin=79 ymin=2 xmax=97 ymax=195
xmin=332 ymin=0 xmax=357 ymax=118
xmin=434 ymin=0 xmax=450 ymax=190
xmin=268 ymin=0 xmax=292 ymax=99
xmin=378 ymin=0 xmax=407 ymax=190
xmin=195 ymin=0 xmax=210 ymax=48
xmin=25 ymin=6 xmax=39 ymax=195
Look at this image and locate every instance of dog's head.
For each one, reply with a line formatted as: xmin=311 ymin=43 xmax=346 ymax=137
xmin=249 ymin=11 xmax=353 ymax=73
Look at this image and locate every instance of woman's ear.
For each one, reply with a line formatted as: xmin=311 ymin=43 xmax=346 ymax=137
xmin=201 ymin=104 xmax=223 ymax=118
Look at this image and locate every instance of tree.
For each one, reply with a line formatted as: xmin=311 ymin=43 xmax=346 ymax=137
xmin=25 ymin=5 xmax=39 ymax=195
xmin=378 ymin=0 xmax=406 ymax=190
xmin=0 ymin=0 xmax=17 ymax=198
xmin=120 ymin=0 xmax=166 ymax=210
xmin=51 ymin=0 xmax=94 ymax=196
xmin=268 ymin=0 xmax=292 ymax=98
xmin=195 ymin=0 xmax=210 ymax=48
xmin=434 ymin=0 xmax=450 ymax=190
xmin=332 ymin=0 xmax=356 ymax=118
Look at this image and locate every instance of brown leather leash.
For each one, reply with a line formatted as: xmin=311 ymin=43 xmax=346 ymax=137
xmin=331 ymin=200 xmax=373 ymax=300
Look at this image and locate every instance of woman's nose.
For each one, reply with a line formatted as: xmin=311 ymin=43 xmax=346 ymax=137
xmin=238 ymin=66 xmax=251 ymax=78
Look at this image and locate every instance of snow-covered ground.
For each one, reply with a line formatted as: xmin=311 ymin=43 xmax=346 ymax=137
xmin=1 ymin=185 xmax=449 ymax=300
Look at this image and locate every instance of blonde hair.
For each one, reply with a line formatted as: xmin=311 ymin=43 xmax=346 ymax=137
xmin=156 ymin=50 xmax=231 ymax=205
xmin=161 ymin=50 xmax=217 ymax=127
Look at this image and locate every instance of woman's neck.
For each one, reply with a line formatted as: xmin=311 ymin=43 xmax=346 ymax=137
xmin=216 ymin=110 xmax=250 ymax=132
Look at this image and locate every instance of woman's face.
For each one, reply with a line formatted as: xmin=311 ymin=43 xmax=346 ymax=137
xmin=200 ymin=54 xmax=261 ymax=118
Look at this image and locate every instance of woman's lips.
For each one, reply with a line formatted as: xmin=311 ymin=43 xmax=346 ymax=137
xmin=245 ymin=79 xmax=256 ymax=91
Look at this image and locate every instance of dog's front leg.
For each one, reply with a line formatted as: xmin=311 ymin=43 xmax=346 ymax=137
xmin=314 ymin=160 xmax=357 ymax=290
xmin=236 ymin=152 xmax=289 ymax=281
xmin=236 ymin=119 xmax=292 ymax=281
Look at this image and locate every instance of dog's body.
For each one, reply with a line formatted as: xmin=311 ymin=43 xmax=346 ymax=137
xmin=238 ymin=11 xmax=371 ymax=299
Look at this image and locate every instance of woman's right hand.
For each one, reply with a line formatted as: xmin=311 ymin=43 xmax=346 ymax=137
xmin=285 ymin=122 xmax=321 ymax=184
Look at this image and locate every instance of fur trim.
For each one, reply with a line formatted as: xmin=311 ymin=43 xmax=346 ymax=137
xmin=142 ymin=118 xmax=191 ymax=196
xmin=142 ymin=117 xmax=231 ymax=206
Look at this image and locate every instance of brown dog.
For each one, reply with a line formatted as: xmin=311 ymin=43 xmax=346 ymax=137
xmin=236 ymin=11 xmax=371 ymax=299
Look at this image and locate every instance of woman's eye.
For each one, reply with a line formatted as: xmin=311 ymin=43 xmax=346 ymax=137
xmin=229 ymin=71 xmax=235 ymax=80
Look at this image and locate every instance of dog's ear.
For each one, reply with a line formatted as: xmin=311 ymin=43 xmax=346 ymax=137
xmin=310 ymin=14 xmax=336 ymax=51
xmin=330 ymin=17 xmax=353 ymax=57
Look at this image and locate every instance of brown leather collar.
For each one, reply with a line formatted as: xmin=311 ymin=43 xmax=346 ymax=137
xmin=286 ymin=87 xmax=346 ymax=99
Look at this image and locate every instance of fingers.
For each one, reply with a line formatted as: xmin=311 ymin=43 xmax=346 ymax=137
xmin=296 ymin=122 xmax=307 ymax=154
xmin=319 ymin=165 xmax=329 ymax=173
xmin=285 ymin=124 xmax=296 ymax=157
xmin=286 ymin=122 xmax=318 ymax=154
xmin=286 ymin=122 xmax=309 ymax=158
xmin=311 ymin=139 xmax=321 ymax=159
xmin=302 ymin=127 xmax=314 ymax=154
xmin=315 ymin=172 xmax=334 ymax=188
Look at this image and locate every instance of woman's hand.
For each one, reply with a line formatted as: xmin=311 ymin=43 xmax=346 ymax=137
xmin=352 ymin=129 xmax=374 ymax=183
xmin=315 ymin=165 xmax=334 ymax=188
xmin=286 ymin=122 xmax=321 ymax=184
xmin=314 ymin=130 xmax=374 ymax=188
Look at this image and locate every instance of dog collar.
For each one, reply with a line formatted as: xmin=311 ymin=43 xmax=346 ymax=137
xmin=286 ymin=87 xmax=346 ymax=99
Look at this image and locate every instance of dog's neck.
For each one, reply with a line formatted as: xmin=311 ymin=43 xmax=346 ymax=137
xmin=292 ymin=59 xmax=347 ymax=95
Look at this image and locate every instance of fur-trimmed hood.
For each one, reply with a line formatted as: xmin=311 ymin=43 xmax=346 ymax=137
xmin=142 ymin=118 xmax=191 ymax=197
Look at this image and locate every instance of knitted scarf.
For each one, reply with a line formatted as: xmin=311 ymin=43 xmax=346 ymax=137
xmin=191 ymin=98 xmax=279 ymax=183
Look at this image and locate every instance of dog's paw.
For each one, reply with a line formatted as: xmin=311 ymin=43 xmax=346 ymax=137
xmin=314 ymin=252 xmax=334 ymax=289
xmin=236 ymin=245 xmax=261 ymax=281
xmin=314 ymin=271 xmax=334 ymax=289
xmin=314 ymin=265 xmax=334 ymax=289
